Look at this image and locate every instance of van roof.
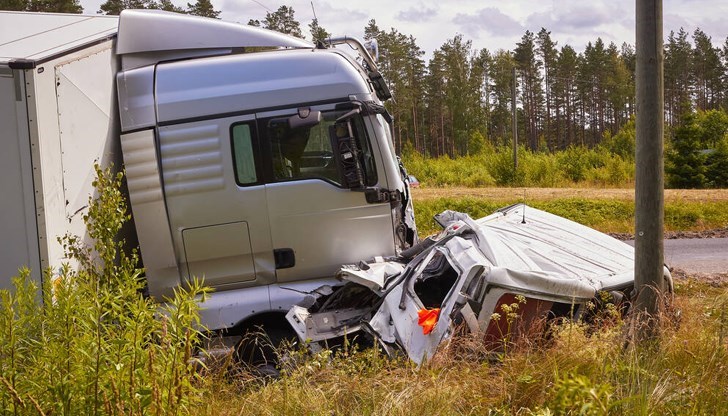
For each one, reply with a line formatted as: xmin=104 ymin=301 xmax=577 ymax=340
xmin=0 ymin=11 xmax=117 ymax=66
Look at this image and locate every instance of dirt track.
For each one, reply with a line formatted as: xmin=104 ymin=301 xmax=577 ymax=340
xmin=412 ymin=187 xmax=728 ymax=202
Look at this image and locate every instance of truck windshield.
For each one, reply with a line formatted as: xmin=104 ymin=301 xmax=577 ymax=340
xmin=265 ymin=109 xmax=377 ymax=187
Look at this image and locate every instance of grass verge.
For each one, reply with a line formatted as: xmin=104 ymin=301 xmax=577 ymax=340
xmin=412 ymin=194 xmax=728 ymax=236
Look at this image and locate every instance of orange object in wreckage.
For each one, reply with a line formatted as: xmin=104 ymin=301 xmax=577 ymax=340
xmin=417 ymin=308 xmax=440 ymax=335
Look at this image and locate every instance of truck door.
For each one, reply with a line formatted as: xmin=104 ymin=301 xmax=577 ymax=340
xmin=157 ymin=115 xmax=275 ymax=289
xmin=258 ymin=106 xmax=396 ymax=283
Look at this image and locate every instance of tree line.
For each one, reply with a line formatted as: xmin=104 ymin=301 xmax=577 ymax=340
xmin=226 ymin=5 xmax=728 ymax=161
xmin=368 ymin=24 xmax=728 ymax=158
xmin=4 ymin=0 xmax=728 ymax=172
xmin=0 ymin=0 xmax=219 ymax=18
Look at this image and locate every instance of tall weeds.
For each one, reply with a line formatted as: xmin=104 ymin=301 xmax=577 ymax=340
xmin=0 ymin=164 xmax=207 ymax=415
xmin=199 ymin=279 xmax=728 ymax=415
xmin=403 ymin=144 xmax=636 ymax=188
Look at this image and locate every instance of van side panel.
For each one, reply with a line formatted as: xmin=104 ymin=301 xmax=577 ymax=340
xmin=0 ymin=67 xmax=41 ymax=285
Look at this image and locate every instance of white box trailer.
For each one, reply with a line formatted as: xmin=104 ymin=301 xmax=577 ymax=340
xmin=0 ymin=12 xmax=119 ymax=287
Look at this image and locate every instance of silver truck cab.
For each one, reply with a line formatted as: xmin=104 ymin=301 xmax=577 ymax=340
xmin=115 ymin=11 xmax=416 ymax=333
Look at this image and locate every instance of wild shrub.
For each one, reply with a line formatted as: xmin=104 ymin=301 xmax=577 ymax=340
xmin=0 ymin=164 xmax=208 ymax=415
xmin=402 ymin=144 xmax=636 ymax=188
xmin=557 ymin=146 xmax=598 ymax=182
xmin=489 ymin=146 xmax=526 ymax=186
xmin=706 ymin=136 xmax=728 ymax=187
xmin=601 ymin=118 xmax=636 ymax=160
xmin=666 ymin=113 xmax=708 ymax=188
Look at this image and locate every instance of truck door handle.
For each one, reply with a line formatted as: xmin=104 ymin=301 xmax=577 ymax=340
xmin=274 ymin=248 xmax=295 ymax=269
xmin=364 ymin=187 xmax=400 ymax=204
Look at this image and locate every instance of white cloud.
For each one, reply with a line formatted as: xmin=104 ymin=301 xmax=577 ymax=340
xmin=396 ymin=6 xmax=437 ymax=23
xmin=453 ymin=7 xmax=524 ymax=38
xmin=77 ymin=0 xmax=728 ymax=61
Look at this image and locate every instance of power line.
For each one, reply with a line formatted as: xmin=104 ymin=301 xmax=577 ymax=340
xmin=250 ymin=0 xmax=271 ymax=12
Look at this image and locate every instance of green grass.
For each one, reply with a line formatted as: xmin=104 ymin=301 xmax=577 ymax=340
xmin=413 ymin=197 xmax=728 ymax=236
xmin=4 ymin=166 xmax=726 ymax=415
xmin=199 ymin=279 xmax=728 ymax=415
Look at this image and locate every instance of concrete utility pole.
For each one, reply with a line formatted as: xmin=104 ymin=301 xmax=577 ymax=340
xmin=511 ymin=67 xmax=518 ymax=170
xmin=634 ymin=0 xmax=665 ymax=338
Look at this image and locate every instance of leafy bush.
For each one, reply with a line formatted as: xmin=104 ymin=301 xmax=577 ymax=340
xmin=490 ymin=147 xmax=526 ymax=186
xmin=601 ymin=118 xmax=636 ymax=160
xmin=706 ymin=137 xmax=728 ymax=188
xmin=0 ymin=165 xmax=208 ymax=415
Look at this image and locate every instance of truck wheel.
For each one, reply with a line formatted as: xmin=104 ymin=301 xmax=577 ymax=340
xmin=234 ymin=327 xmax=297 ymax=378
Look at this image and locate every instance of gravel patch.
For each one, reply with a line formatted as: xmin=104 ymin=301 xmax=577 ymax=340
xmin=609 ymin=227 xmax=728 ymax=241
xmin=671 ymin=268 xmax=728 ymax=286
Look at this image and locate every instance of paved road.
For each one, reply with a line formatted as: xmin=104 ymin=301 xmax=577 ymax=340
xmin=626 ymin=238 xmax=728 ymax=274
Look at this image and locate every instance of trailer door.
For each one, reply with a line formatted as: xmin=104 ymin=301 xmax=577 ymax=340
xmin=0 ymin=67 xmax=41 ymax=287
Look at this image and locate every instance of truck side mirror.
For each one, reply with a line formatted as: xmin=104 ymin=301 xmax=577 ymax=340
xmin=288 ymin=108 xmax=322 ymax=129
xmin=330 ymin=122 xmax=365 ymax=189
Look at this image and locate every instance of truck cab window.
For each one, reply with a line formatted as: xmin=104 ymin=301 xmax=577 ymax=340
xmin=231 ymin=123 xmax=258 ymax=185
xmin=265 ymin=109 xmax=377 ymax=187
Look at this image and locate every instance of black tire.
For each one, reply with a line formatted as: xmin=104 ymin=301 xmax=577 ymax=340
xmin=235 ymin=326 xmax=297 ymax=378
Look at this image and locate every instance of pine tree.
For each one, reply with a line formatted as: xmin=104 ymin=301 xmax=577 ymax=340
xmin=363 ymin=19 xmax=380 ymax=42
xmin=692 ymin=28 xmax=724 ymax=111
xmin=1 ymin=0 xmax=29 ymax=11
xmin=308 ymin=18 xmax=329 ymax=44
xmin=605 ymin=42 xmax=631 ymax=135
xmin=186 ymin=0 xmax=219 ymax=18
xmin=620 ymin=43 xmax=636 ymax=120
xmin=537 ymin=28 xmax=557 ymax=150
xmin=553 ymin=45 xmax=579 ymax=148
xmin=514 ymin=30 xmax=543 ymax=150
xmin=261 ymin=5 xmax=303 ymax=38
xmin=158 ymin=0 xmax=183 ymax=13
xmin=666 ymin=112 xmax=707 ymax=188
xmin=424 ymin=50 xmax=447 ymax=156
xmin=665 ymin=29 xmax=693 ymax=126
xmin=706 ymin=137 xmax=728 ymax=187
xmin=99 ymin=0 xmax=150 ymax=15
xmin=487 ymin=50 xmax=516 ymax=147
xmin=26 ymin=0 xmax=82 ymax=12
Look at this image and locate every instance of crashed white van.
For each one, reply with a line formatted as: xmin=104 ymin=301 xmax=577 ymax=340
xmin=287 ymin=204 xmax=673 ymax=364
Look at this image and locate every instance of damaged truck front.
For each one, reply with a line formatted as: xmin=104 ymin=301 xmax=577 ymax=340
xmin=0 ymin=10 xmax=416 ymax=368
xmin=287 ymin=204 xmax=673 ymax=364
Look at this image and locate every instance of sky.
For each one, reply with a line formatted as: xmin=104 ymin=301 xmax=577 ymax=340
xmin=80 ymin=0 xmax=728 ymax=60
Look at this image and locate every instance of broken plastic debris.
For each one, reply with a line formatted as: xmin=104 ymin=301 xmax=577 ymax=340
xmin=417 ymin=308 xmax=440 ymax=335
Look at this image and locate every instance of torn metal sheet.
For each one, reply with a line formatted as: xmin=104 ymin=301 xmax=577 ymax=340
xmin=286 ymin=204 xmax=672 ymax=364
